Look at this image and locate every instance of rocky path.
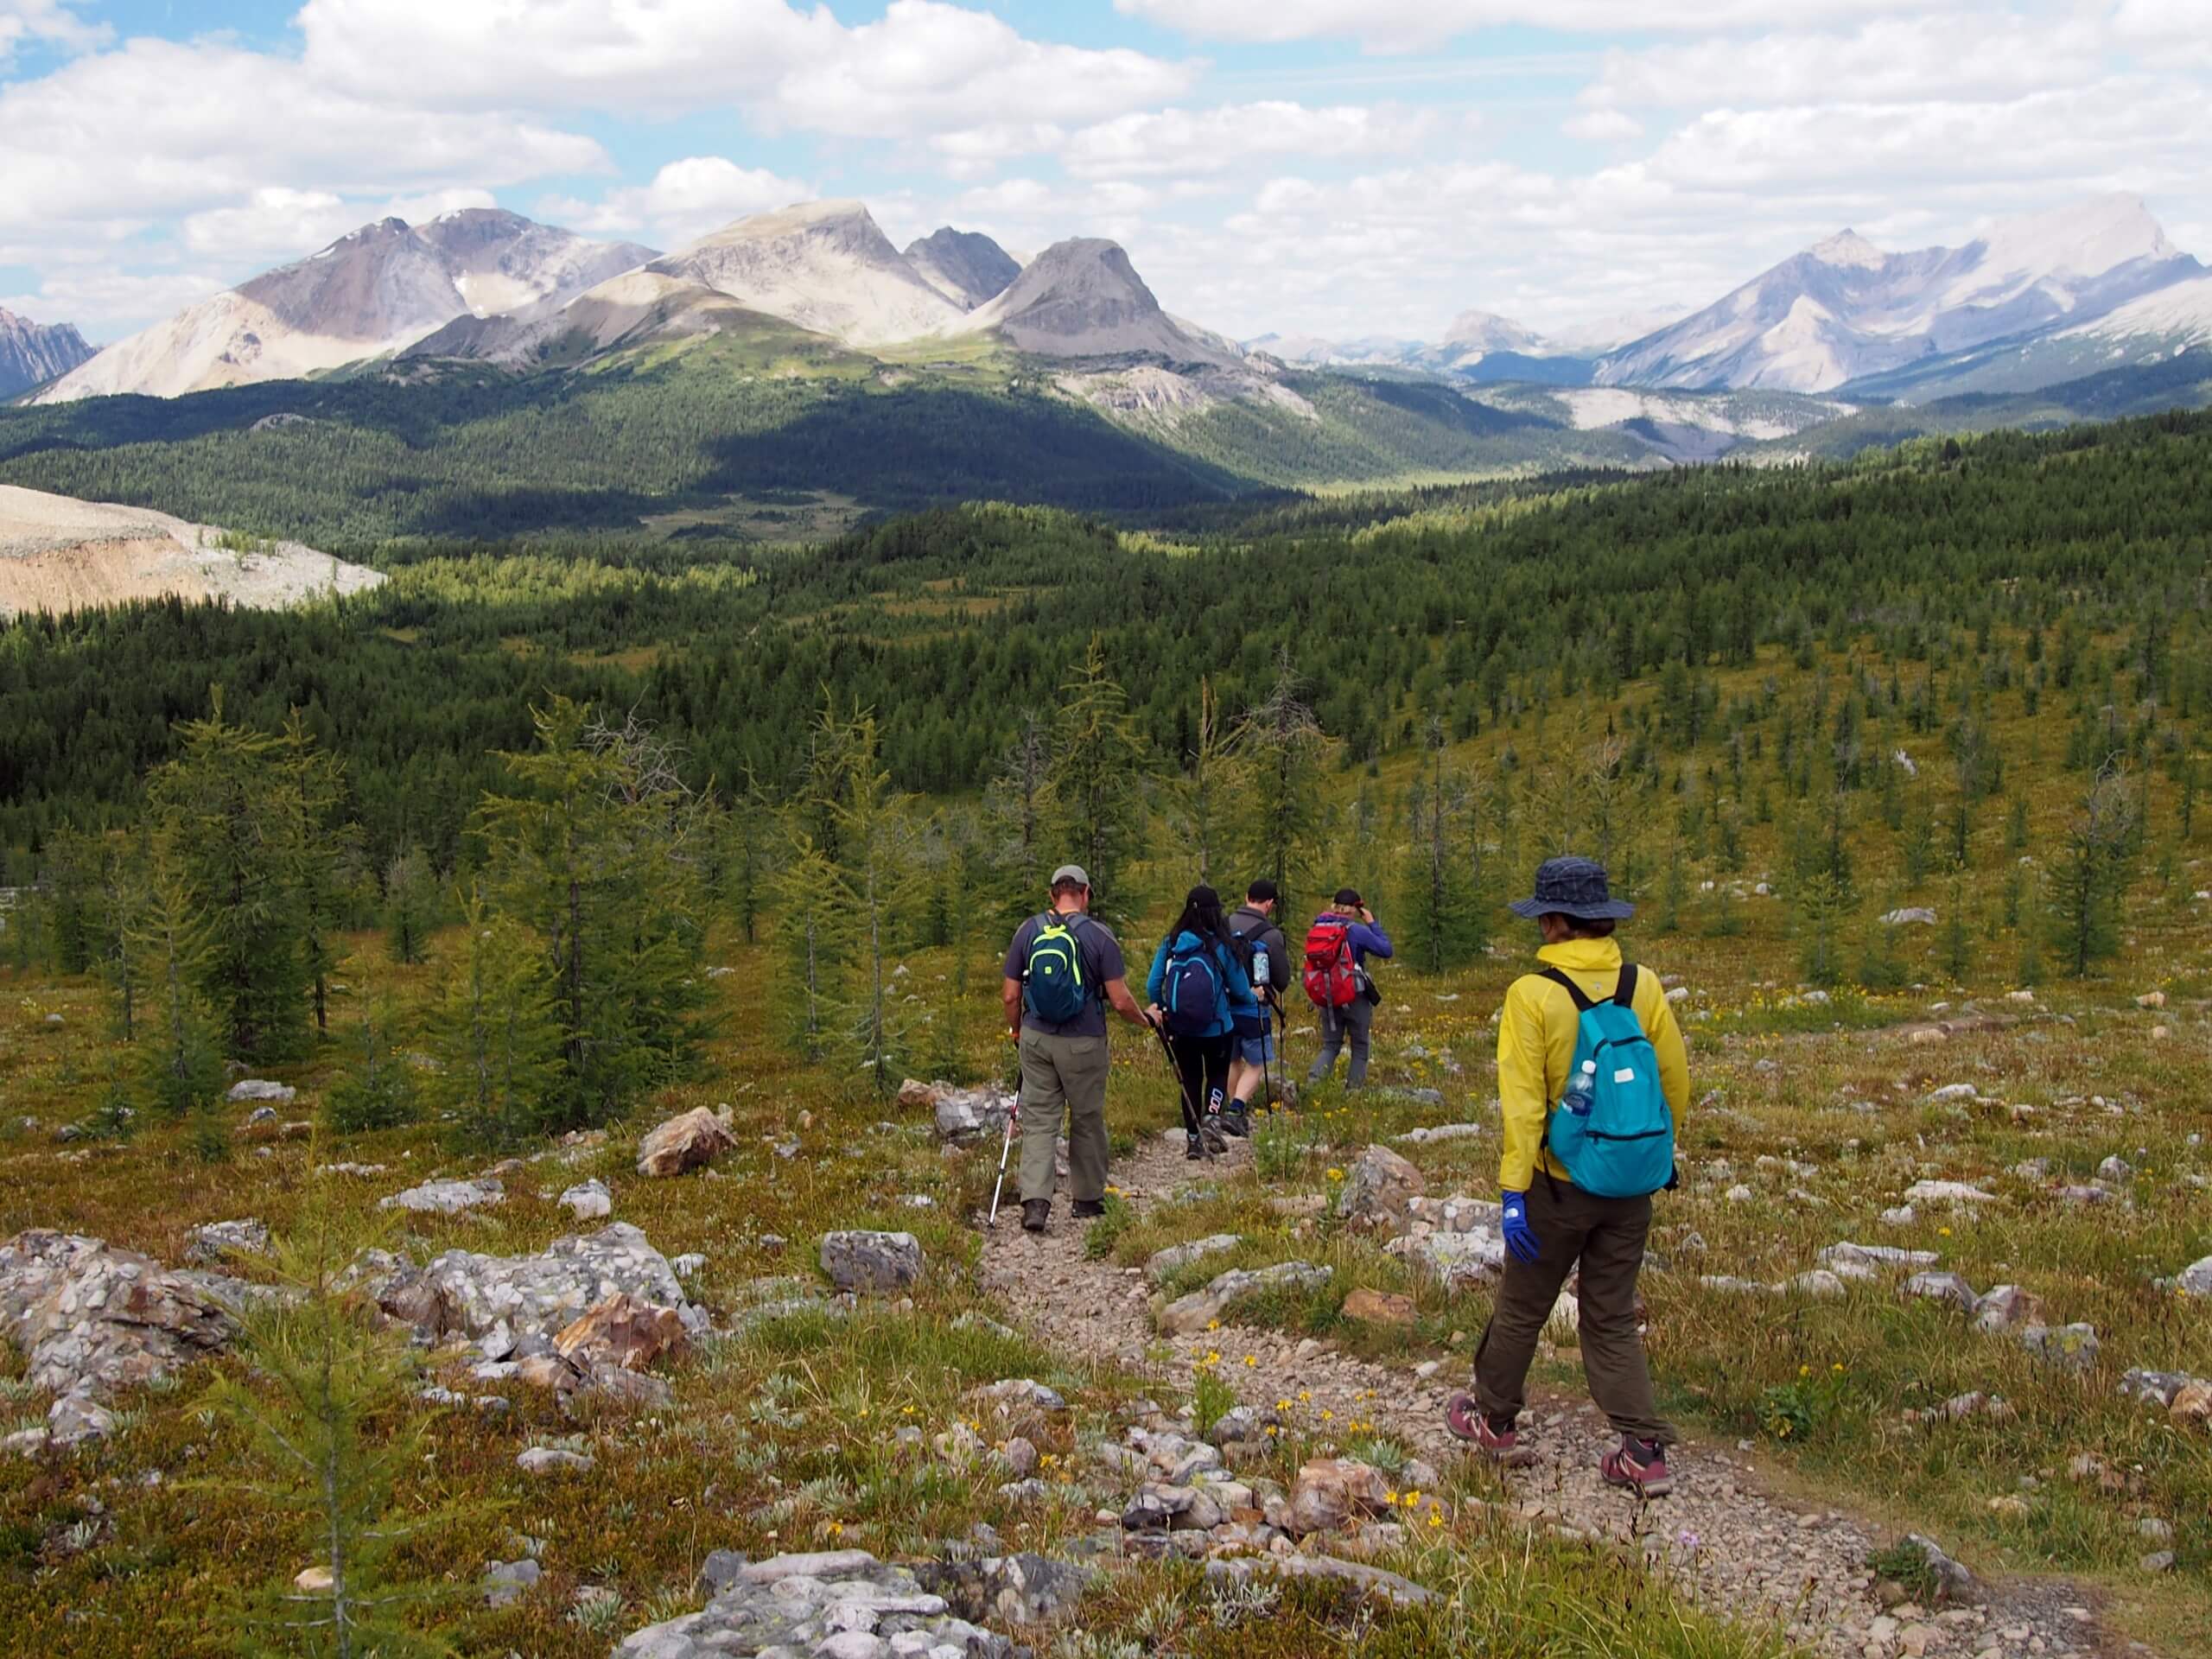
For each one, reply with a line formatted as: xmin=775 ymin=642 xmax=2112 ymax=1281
xmin=978 ymin=1127 xmax=2135 ymax=1659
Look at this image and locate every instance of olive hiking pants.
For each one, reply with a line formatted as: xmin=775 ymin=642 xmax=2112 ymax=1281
xmin=1472 ymin=1178 xmax=1675 ymax=1445
xmin=1016 ymin=1027 xmax=1110 ymax=1205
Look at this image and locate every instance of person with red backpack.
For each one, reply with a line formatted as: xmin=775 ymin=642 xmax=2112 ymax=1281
xmin=1301 ymin=887 xmax=1392 ymax=1090
xmin=1144 ymin=885 xmax=1256 ymax=1160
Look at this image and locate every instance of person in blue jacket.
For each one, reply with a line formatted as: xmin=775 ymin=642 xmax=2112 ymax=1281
xmin=1303 ymin=887 xmax=1393 ymax=1089
xmin=1145 ymin=884 xmax=1255 ymax=1160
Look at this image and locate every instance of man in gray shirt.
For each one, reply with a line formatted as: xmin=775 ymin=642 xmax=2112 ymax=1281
xmin=1001 ymin=864 xmax=1153 ymax=1234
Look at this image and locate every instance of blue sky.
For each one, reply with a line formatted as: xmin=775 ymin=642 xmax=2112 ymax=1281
xmin=3 ymin=0 xmax=2209 ymax=346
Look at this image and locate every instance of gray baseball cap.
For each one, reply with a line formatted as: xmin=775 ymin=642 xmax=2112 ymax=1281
xmin=1050 ymin=863 xmax=1091 ymax=889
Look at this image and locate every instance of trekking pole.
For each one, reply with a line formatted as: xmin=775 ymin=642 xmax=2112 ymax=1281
xmin=1259 ymin=991 xmax=1281 ymax=1116
xmin=988 ymin=1082 xmax=1021 ymax=1227
xmin=1148 ymin=1012 xmax=1221 ymax=1154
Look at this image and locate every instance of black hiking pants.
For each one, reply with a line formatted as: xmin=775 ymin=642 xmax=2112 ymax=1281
xmin=1164 ymin=1031 xmax=1232 ymax=1134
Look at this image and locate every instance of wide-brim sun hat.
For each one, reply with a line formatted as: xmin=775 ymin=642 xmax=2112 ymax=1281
xmin=1507 ymin=855 xmax=1636 ymax=921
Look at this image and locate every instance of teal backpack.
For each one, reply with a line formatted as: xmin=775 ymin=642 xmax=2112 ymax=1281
xmin=1540 ymin=965 xmax=1675 ymax=1198
xmin=1023 ymin=914 xmax=1096 ymax=1025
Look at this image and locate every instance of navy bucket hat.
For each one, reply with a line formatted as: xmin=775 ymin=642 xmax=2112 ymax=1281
xmin=1508 ymin=855 xmax=1636 ymax=922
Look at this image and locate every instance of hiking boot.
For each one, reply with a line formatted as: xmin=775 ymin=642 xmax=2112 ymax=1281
xmin=1198 ymin=1121 xmax=1229 ymax=1156
xmin=1020 ymin=1199 xmax=1051 ymax=1235
xmin=1599 ymin=1437 xmax=1674 ymax=1497
xmin=1071 ymin=1198 xmax=1106 ymax=1219
xmin=1444 ymin=1393 xmax=1517 ymax=1455
xmin=1218 ymin=1106 xmax=1252 ymax=1139
xmin=1185 ymin=1133 xmax=1205 ymax=1160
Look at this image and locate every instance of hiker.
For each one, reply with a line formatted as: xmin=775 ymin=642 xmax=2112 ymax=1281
xmin=1001 ymin=864 xmax=1153 ymax=1235
xmin=1144 ymin=883 xmax=1256 ymax=1160
xmin=1445 ymin=856 xmax=1690 ymax=1497
xmin=1301 ymin=887 xmax=1392 ymax=1089
xmin=1226 ymin=878 xmax=1292 ymax=1131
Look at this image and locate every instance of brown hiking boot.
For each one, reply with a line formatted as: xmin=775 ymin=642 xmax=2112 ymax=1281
xmin=1020 ymin=1200 xmax=1050 ymax=1235
xmin=1600 ymin=1437 xmax=1675 ymax=1497
xmin=1445 ymin=1393 xmax=1517 ymax=1455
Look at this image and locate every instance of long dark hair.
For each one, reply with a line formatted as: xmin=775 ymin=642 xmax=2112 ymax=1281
xmin=1171 ymin=884 xmax=1231 ymax=951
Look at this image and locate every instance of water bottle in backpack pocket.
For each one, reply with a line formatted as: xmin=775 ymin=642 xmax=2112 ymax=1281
xmin=1540 ymin=964 xmax=1675 ymax=1198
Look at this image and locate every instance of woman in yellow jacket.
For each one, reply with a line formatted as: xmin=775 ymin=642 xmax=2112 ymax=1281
xmin=1445 ymin=856 xmax=1690 ymax=1496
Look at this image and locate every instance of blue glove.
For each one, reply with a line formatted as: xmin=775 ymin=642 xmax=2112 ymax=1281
xmin=1500 ymin=1190 xmax=1541 ymax=1263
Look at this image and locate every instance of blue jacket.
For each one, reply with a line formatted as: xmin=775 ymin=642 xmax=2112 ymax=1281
xmin=1313 ymin=912 xmax=1394 ymax=967
xmin=1146 ymin=930 xmax=1255 ymax=1040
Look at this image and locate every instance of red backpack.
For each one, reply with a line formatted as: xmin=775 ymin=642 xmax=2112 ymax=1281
xmin=1302 ymin=918 xmax=1358 ymax=1009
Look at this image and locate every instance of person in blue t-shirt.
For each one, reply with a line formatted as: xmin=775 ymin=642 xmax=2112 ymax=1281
xmin=1144 ymin=884 xmax=1255 ymax=1160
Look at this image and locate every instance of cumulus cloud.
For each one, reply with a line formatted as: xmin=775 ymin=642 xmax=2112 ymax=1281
xmin=542 ymin=158 xmax=812 ymax=248
xmin=298 ymin=0 xmax=1197 ymax=135
xmin=180 ymin=187 xmax=499 ymax=264
xmin=0 ymin=0 xmax=106 ymax=61
xmin=0 ymin=39 xmax=605 ymax=237
xmin=1060 ymin=102 xmax=1430 ymax=179
xmin=1581 ymin=12 xmax=2103 ymax=111
xmin=0 ymin=267 xmax=228 ymax=340
xmin=1562 ymin=108 xmax=1641 ymax=143
xmin=1110 ymin=0 xmax=1920 ymax=51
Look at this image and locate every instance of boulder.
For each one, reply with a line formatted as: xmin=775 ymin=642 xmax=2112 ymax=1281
xmin=184 ymin=1219 xmax=270 ymax=1264
xmin=1340 ymin=1287 xmax=1415 ymax=1326
xmin=2176 ymin=1254 xmax=2212 ymax=1299
xmin=1881 ymin=908 xmax=1938 ymax=927
xmin=1282 ymin=1459 xmax=1395 ymax=1537
xmin=0 ymin=1230 xmax=239 ymax=1398
xmin=484 ymin=1557 xmax=543 ymax=1608
xmin=636 ymin=1107 xmax=737 ymax=1178
xmin=1387 ymin=1230 xmax=1504 ymax=1292
xmin=963 ymin=1378 xmax=1067 ymax=1442
xmin=620 ymin=1551 xmax=1017 ymax=1659
xmin=359 ymin=1221 xmax=701 ymax=1347
xmin=819 ymin=1230 xmax=924 ymax=1294
xmin=897 ymin=1078 xmax=939 ymax=1110
xmin=2171 ymin=1382 xmax=2212 ymax=1430
xmin=1900 ymin=1534 xmax=1978 ymax=1605
xmin=2117 ymin=1368 xmax=2202 ymax=1408
xmin=1395 ymin=1122 xmax=1484 ymax=1145
xmin=1900 ymin=1180 xmax=1997 ymax=1206
xmin=553 ymin=1292 xmax=690 ymax=1371
xmin=1900 ymin=1272 xmax=1979 ymax=1312
xmin=1156 ymin=1262 xmax=1331 ymax=1337
xmin=1818 ymin=1242 xmax=1940 ymax=1270
xmin=1143 ymin=1234 xmax=1241 ymax=1287
xmin=1203 ymin=1554 xmax=1433 ymax=1609
xmin=1404 ymin=1194 xmax=1504 ymax=1234
xmin=1971 ymin=1285 xmax=2042 ymax=1333
xmin=930 ymin=1085 xmax=1014 ymax=1146
xmin=558 ymin=1179 xmax=612 ymax=1221
xmin=1337 ymin=1145 xmax=1423 ymax=1232
xmin=379 ymin=1178 xmax=503 ymax=1216
xmin=227 ymin=1079 xmax=296 ymax=1103
xmin=2018 ymin=1322 xmax=2100 ymax=1373
xmin=516 ymin=1446 xmax=594 ymax=1474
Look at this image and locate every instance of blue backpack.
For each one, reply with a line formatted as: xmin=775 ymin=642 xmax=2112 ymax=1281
xmin=1540 ymin=964 xmax=1675 ymax=1198
xmin=1161 ymin=936 xmax=1224 ymax=1037
xmin=1023 ymin=914 xmax=1096 ymax=1025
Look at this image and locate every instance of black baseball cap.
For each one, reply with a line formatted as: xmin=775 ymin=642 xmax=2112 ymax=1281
xmin=1247 ymin=878 xmax=1279 ymax=903
xmin=1333 ymin=887 xmax=1363 ymax=907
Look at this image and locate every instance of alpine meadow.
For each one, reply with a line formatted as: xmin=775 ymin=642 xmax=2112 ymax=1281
xmin=1 ymin=7 xmax=2210 ymax=1659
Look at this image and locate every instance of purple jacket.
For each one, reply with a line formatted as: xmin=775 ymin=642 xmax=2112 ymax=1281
xmin=1313 ymin=912 xmax=1393 ymax=967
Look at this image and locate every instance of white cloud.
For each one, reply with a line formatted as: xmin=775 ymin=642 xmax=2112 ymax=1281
xmin=1581 ymin=12 xmax=2104 ymax=111
xmin=0 ymin=39 xmax=606 ymax=237
xmin=180 ymin=187 xmax=499 ymax=264
xmin=542 ymin=158 xmax=812 ymax=248
xmin=1060 ymin=102 xmax=1430 ymax=179
xmin=1110 ymin=0 xmax=1921 ymax=51
xmin=1562 ymin=107 xmax=1641 ymax=143
xmin=0 ymin=267 xmax=228 ymax=340
xmin=0 ymin=0 xmax=106 ymax=61
xmin=297 ymin=0 xmax=1198 ymax=136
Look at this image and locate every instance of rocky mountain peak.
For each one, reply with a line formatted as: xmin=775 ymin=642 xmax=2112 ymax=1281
xmin=904 ymin=227 xmax=1020 ymax=310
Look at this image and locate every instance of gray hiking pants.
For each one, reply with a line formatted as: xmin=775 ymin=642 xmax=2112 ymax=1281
xmin=1306 ymin=995 xmax=1374 ymax=1088
xmin=1016 ymin=1027 xmax=1110 ymax=1205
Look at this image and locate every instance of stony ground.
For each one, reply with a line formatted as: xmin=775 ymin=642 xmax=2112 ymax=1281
xmin=980 ymin=1123 xmax=2151 ymax=1659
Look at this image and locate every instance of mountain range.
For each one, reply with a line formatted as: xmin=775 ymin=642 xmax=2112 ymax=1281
xmin=0 ymin=308 xmax=95 ymax=398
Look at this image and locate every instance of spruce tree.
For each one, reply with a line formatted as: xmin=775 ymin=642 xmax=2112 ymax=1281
xmin=424 ymin=893 xmax=563 ymax=1150
xmin=146 ymin=695 xmax=313 ymax=1063
xmin=1042 ymin=639 xmax=1149 ymax=923
xmin=1235 ymin=652 xmax=1332 ymax=915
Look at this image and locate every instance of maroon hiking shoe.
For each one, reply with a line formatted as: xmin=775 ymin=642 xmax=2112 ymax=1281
xmin=1444 ymin=1393 xmax=1517 ymax=1454
xmin=1600 ymin=1436 xmax=1675 ymax=1497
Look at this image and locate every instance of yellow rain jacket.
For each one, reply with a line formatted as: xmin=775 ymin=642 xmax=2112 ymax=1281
xmin=1497 ymin=937 xmax=1691 ymax=1192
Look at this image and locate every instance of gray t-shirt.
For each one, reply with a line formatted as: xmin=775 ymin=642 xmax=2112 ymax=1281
xmin=1004 ymin=911 xmax=1127 ymax=1038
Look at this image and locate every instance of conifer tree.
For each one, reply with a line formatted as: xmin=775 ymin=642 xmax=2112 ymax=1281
xmin=324 ymin=955 xmax=417 ymax=1134
xmin=980 ymin=710 xmax=1053 ymax=936
xmin=146 ymin=694 xmax=312 ymax=1062
xmin=1043 ymin=639 xmax=1149 ymax=923
xmin=771 ymin=835 xmax=855 ymax=1063
xmin=384 ymin=845 xmax=439 ymax=966
xmin=130 ymin=849 xmax=223 ymax=1120
xmin=283 ymin=711 xmax=354 ymax=1039
xmin=424 ymin=892 xmax=562 ymax=1149
xmin=196 ymin=1203 xmax=464 ymax=1659
xmin=476 ymin=700 xmax=708 ymax=1128
xmin=1396 ymin=720 xmax=1485 ymax=971
xmin=2046 ymin=767 xmax=2139 ymax=976
xmin=1235 ymin=652 xmax=1331 ymax=916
